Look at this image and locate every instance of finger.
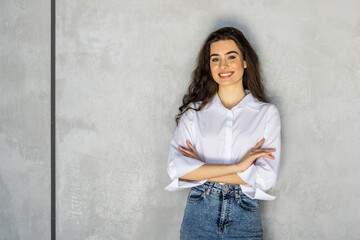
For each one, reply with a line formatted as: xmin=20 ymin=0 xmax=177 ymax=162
xmin=183 ymin=152 xmax=192 ymax=158
xmin=178 ymin=146 xmax=193 ymax=155
xmin=183 ymin=152 xmax=200 ymax=160
xmin=253 ymin=148 xmax=276 ymax=153
xmin=179 ymin=147 xmax=197 ymax=157
xmin=178 ymin=146 xmax=189 ymax=153
xmin=256 ymin=152 xmax=275 ymax=160
xmin=263 ymin=155 xmax=275 ymax=160
xmin=254 ymin=138 xmax=265 ymax=149
xmin=186 ymin=140 xmax=197 ymax=153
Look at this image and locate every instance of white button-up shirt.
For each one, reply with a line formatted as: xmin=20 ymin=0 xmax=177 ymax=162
xmin=164 ymin=89 xmax=281 ymax=200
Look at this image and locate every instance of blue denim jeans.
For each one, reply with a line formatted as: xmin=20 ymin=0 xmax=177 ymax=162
xmin=180 ymin=181 xmax=263 ymax=240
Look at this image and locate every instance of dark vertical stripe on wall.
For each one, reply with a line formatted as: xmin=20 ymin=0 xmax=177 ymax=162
xmin=51 ymin=0 xmax=56 ymax=239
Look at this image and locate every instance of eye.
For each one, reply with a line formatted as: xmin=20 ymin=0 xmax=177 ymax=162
xmin=211 ymin=58 xmax=219 ymax=62
xmin=228 ymin=55 xmax=236 ymax=60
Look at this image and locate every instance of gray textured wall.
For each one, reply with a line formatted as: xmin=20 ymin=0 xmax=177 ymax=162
xmin=56 ymin=0 xmax=360 ymax=239
xmin=0 ymin=0 xmax=50 ymax=239
xmin=1 ymin=0 xmax=360 ymax=239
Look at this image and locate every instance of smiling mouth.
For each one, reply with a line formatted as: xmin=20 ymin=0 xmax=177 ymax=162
xmin=219 ymin=72 xmax=234 ymax=78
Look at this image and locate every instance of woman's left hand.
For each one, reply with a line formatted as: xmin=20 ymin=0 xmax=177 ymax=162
xmin=178 ymin=140 xmax=203 ymax=162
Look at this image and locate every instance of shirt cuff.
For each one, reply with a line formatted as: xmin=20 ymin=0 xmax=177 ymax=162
xmin=237 ymin=164 xmax=257 ymax=186
xmin=240 ymin=185 xmax=276 ymax=201
xmin=164 ymin=178 xmax=208 ymax=191
xmin=165 ymin=156 xmax=206 ymax=191
xmin=237 ymin=164 xmax=276 ymax=201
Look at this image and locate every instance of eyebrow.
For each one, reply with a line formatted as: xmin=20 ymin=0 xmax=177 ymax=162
xmin=210 ymin=51 xmax=239 ymax=58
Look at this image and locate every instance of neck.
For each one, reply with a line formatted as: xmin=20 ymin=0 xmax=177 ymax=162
xmin=218 ymin=82 xmax=246 ymax=110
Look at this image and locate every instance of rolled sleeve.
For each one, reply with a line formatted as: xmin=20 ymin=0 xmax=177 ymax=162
xmin=164 ymin=106 xmax=207 ymax=191
xmin=237 ymin=105 xmax=281 ymax=200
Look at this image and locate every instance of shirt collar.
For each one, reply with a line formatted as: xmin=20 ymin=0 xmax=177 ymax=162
xmin=207 ymin=89 xmax=261 ymax=112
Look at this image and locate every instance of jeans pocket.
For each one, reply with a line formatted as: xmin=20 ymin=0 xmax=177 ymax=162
xmin=237 ymin=193 xmax=260 ymax=211
xmin=187 ymin=186 xmax=206 ymax=202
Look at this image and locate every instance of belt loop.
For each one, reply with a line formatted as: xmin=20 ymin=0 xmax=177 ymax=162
xmin=235 ymin=184 xmax=240 ymax=200
xmin=206 ymin=182 xmax=214 ymax=196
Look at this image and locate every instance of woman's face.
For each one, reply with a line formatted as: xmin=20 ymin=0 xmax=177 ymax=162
xmin=209 ymin=40 xmax=247 ymax=87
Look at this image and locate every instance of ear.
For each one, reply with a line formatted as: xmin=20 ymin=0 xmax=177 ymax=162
xmin=244 ymin=61 xmax=247 ymax=69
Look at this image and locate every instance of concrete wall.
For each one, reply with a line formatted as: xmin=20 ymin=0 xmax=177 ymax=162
xmin=0 ymin=0 xmax=50 ymax=239
xmin=1 ymin=0 xmax=360 ymax=239
xmin=56 ymin=1 xmax=360 ymax=239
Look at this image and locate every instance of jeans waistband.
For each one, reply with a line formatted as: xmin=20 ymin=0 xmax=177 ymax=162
xmin=201 ymin=181 xmax=242 ymax=200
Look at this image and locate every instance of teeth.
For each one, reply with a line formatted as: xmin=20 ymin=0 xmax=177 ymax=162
xmin=220 ymin=72 xmax=232 ymax=77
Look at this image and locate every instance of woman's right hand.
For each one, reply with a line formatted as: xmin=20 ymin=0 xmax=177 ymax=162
xmin=235 ymin=138 xmax=276 ymax=173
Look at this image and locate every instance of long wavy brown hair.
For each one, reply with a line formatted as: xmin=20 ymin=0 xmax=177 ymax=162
xmin=175 ymin=27 xmax=268 ymax=126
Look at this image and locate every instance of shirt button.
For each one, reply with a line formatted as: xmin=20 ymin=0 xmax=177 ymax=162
xmin=224 ymin=187 xmax=229 ymax=192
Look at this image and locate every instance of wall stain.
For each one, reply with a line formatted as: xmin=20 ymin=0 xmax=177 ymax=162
xmin=57 ymin=116 xmax=97 ymax=143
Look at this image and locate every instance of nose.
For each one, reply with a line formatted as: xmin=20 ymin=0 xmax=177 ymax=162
xmin=219 ymin=59 xmax=228 ymax=69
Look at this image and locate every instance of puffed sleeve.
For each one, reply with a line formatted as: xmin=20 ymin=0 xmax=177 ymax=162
xmin=164 ymin=106 xmax=207 ymax=191
xmin=237 ymin=104 xmax=281 ymax=200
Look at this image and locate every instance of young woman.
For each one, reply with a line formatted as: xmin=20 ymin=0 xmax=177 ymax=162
xmin=165 ymin=27 xmax=281 ymax=240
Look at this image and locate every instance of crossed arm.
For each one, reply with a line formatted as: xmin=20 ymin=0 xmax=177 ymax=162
xmin=178 ymin=139 xmax=276 ymax=185
xmin=180 ymin=163 xmax=247 ymax=185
